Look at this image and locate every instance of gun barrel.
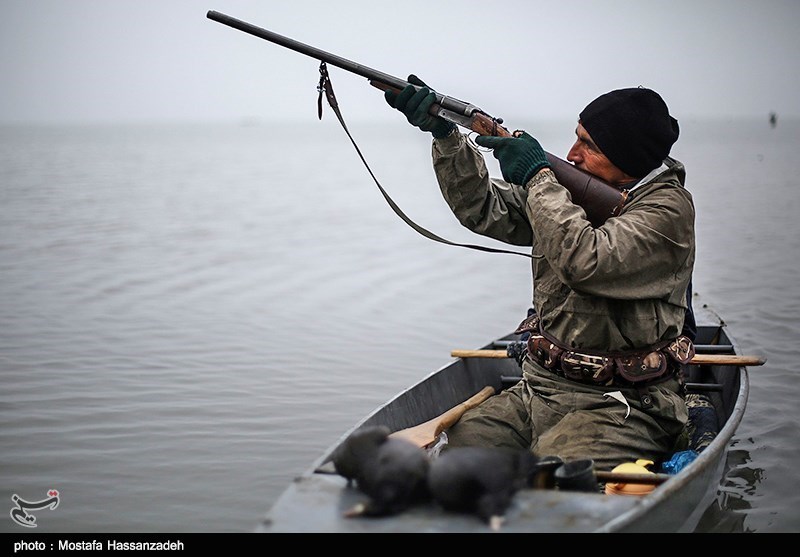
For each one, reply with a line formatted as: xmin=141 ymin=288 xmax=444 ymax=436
xmin=207 ymin=11 xmax=406 ymax=89
xmin=207 ymin=10 xmax=477 ymax=118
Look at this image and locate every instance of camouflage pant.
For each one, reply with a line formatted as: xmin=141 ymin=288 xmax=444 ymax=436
xmin=445 ymin=359 xmax=688 ymax=471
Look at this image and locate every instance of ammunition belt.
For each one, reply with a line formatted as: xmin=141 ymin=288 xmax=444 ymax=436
xmin=515 ymin=315 xmax=695 ymax=387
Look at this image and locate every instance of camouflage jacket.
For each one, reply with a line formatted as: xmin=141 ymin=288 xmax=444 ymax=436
xmin=432 ymin=132 xmax=695 ymax=352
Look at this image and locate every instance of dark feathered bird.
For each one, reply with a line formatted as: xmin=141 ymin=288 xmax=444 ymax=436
xmin=331 ymin=425 xmax=392 ymax=485
xmin=331 ymin=425 xmax=431 ymax=517
xmin=427 ymin=446 xmax=540 ymax=530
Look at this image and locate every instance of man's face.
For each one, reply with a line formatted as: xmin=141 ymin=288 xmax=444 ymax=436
xmin=567 ymin=122 xmax=635 ymax=187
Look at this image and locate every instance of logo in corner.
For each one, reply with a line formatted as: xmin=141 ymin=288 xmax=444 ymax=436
xmin=10 ymin=490 xmax=60 ymax=528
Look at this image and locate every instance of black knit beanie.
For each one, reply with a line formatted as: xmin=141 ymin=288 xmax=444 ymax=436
xmin=579 ymin=87 xmax=679 ymax=178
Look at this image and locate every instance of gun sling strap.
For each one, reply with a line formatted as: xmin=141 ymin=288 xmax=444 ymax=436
xmin=317 ymin=62 xmax=533 ymax=259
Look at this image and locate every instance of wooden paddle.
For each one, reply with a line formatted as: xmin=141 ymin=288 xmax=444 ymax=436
xmin=390 ymin=386 xmax=496 ymax=448
xmin=450 ymin=350 xmax=767 ymax=366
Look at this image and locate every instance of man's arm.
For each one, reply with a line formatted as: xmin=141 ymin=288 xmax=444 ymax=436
xmin=432 ymin=133 xmax=534 ymax=247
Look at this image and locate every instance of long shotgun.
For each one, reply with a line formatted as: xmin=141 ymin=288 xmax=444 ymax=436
xmin=207 ymin=10 xmax=626 ymax=227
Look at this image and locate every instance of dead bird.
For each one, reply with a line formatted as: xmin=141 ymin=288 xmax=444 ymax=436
xmin=331 ymin=425 xmax=392 ymax=485
xmin=332 ymin=425 xmax=431 ymax=517
xmin=427 ymin=446 xmax=540 ymax=530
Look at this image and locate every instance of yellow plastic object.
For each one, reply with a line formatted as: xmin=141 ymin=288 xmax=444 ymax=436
xmin=604 ymin=459 xmax=656 ymax=496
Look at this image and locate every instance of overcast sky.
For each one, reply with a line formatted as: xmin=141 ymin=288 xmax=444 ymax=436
xmin=2 ymin=0 xmax=798 ymax=125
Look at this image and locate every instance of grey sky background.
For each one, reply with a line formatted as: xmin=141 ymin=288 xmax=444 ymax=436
xmin=2 ymin=0 xmax=798 ymax=125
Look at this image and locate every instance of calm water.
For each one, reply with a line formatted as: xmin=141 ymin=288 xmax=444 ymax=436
xmin=1 ymin=118 xmax=798 ymax=533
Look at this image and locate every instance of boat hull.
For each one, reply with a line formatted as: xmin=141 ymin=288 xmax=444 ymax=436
xmin=259 ymin=304 xmax=747 ymax=533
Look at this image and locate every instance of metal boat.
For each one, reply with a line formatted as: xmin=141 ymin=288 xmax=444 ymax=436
xmin=258 ymin=302 xmax=750 ymax=533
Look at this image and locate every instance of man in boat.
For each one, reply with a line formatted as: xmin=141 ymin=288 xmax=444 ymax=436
xmin=385 ymin=80 xmax=694 ymax=471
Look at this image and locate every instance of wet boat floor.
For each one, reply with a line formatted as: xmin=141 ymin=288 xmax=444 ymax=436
xmin=258 ymin=469 xmax=644 ymax=533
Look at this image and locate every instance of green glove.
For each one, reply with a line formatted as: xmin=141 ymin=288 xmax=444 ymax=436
xmin=384 ymin=75 xmax=456 ymax=139
xmin=475 ymin=131 xmax=550 ymax=186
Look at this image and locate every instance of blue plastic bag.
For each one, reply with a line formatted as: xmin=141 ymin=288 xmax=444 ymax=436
xmin=661 ymin=450 xmax=699 ymax=474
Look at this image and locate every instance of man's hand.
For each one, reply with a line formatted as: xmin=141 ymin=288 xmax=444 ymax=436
xmin=384 ymin=75 xmax=456 ymax=139
xmin=476 ymin=131 xmax=550 ymax=186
